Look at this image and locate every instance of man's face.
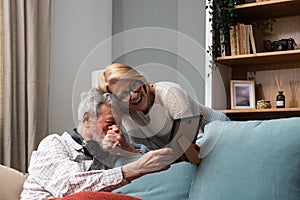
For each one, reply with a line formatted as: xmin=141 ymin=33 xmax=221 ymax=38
xmin=91 ymin=103 xmax=122 ymax=142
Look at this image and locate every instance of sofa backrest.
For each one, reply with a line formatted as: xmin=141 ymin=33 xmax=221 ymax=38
xmin=0 ymin=164 xmax=28 ymax=200
xmin=189 ymin=117 xmax=300 ymax=200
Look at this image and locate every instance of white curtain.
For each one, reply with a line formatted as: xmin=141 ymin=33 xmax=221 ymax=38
xmin=0 ymin=0 xmax=51 ymax=172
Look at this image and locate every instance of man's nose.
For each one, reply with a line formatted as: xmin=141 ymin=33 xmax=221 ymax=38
xmin=129 ymin=90 xmax=139 ymax=99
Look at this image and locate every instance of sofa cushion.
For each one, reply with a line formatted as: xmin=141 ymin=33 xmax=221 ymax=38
xmin=113 ymin=162 xmax=196 ymax=200
xmin=189 ymin=117 xmax=300 ymax=200
xmin=0 ymin=164 xmax=28 ymax=200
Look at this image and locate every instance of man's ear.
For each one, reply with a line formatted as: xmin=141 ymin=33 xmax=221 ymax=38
xmin=83 ymin=112 xmax=91 ymax=127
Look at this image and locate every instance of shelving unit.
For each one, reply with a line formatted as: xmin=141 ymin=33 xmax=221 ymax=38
xmin=219 ymin=107 xmax=300 ymax=121
xmin=234 ymin=0 xmax=300 ymax=20
xmin=213 ymin=0 xmax=300 ymax=120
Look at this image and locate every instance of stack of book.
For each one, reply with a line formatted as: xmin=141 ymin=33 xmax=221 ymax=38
xmin=228 ymin=23 xmax=256 ymax=56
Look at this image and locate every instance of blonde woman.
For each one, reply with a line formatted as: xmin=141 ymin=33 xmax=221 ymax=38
xmin=98 ymin=63 xmax=229 ymax=151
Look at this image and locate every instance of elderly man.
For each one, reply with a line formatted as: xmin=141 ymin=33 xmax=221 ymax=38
xmin=21 ymin=88 xmax=174 ymax=199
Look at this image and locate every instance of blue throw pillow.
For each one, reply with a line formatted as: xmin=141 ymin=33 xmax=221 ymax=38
xmin=113 ymin=161 xmax=196 ymax=200
xmin=189 ymin=117 xmax=300 ymax=200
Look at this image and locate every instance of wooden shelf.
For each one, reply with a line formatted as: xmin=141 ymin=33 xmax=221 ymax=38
xmin=215 ymin=49 xmax=300 ymax=66
xmin=235 ymin=0 xmax=300 ymax=20
xmin=219 ymin=107 xmax=300 ymax=114
xmin=219 ymin=107 xmax=300 ymax=121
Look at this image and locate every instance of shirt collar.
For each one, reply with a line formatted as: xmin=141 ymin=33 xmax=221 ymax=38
xmin=63 ymin=131 xmax=83 ymax=150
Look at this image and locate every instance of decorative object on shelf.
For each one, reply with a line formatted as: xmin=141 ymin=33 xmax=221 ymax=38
xmin=247 ymin=71 xmax=256 ymax=81
xmin=263 ymin=40 xmax=272 ymax=52
xmin=230 ymin=80 xmax=256 ymax=109
xmin=275 ymin=75 xmax=285 ymax=108
xmin=259 ymin=19 xmax=276 ymax=35
xmin=235 ymin=0 xmax=245 ymax=5
xmin=256 ymin=100 xmax=271 ymax=109
xmin=289 ymin=79 xmax=299 ymax=108
xmin=272 ymin=38 xmax=296 ymax=51
xmin=276 ymin=91 xmax=285 ymax=108
xmin=206 ymin=0 xmax=237 ymax=58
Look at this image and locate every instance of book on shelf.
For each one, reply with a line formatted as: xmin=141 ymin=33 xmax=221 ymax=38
xmin=236 ymin=23 xmax=241 ymax=55
xmin=239 ymin=23 xmax=245 ymax=55
xmin=219 ymin=29 xmax=231 ymax=57
xmin=249 ymin=24 xmax=256 ymax=54
xmin=245 ymin=25 xmax=250 ymax=54
xmin=229 ymin=26 xmax=237 ymax=56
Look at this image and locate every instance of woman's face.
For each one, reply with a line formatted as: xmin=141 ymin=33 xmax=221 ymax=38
xmin=109 ymin=79 xmax=150 ymax=112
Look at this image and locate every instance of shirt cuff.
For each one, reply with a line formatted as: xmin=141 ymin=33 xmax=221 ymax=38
xmin=101 ymin=167 xmax=129 ymax=192
xmin=130 ymin=143 xmax=150 ymax=153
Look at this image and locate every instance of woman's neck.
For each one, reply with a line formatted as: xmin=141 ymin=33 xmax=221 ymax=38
xmin=142 ymin=84 xmax=155 ymax=114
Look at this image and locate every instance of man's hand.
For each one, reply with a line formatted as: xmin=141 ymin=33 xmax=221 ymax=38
xmin=102 ymin=125 xmax=140 ymax=155
xmin=121 ymin=148 xmax=175 ymax=182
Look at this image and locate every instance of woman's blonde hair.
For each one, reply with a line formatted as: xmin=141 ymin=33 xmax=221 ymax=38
xmin=98 ymin=63 xmax=148 ymax=93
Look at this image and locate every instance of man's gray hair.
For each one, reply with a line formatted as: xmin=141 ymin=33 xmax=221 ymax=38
xmin=77 ymin=87 xmax=117 ymax=121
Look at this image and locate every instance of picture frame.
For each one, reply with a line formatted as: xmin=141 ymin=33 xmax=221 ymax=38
xmin=230 ymin=80 xmax=255 ymax=109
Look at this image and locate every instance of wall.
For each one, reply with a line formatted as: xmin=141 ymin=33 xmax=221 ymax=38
xmin=49 ymin=0 xmax=208 ymax=133
xmin=112 ymin=0 xmax=207 ymax=102
xmin=49 ymin=0 xmax=112 ymax=133
xmin=177 ymin=0 xmax=206 ymax=103
xmin=112 ymin=0 xmax=178 ymax=84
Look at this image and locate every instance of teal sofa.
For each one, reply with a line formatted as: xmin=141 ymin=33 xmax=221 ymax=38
xmin=1 ymin=118 xmax=299 ymax=200
xmin=114 ymin=117 xmax=300 ymax=200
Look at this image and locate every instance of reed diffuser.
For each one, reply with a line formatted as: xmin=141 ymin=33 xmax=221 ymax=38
xmin=275 ymin=75 xmax=285 ymax=108
xmin=289 ymin=79 xmax=299 ymax=107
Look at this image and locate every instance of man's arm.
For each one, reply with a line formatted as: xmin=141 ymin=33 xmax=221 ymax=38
xmin=22 ymin=134 xmax=175 ymax=199
xmin=121 ymin=148 xmax=174 ymax=182
xmin=22 ymin=134 xmax=128 ymax=199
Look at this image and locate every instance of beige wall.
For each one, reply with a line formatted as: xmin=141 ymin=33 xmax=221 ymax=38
xmin=49 ymin=0 xmax=112 ymax=133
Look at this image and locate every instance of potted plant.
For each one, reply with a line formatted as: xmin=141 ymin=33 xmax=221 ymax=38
xmin=206 ymin=0 xmax=240 ymax=58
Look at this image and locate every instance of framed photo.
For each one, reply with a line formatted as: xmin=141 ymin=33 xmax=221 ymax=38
xmin=230 ymin=80 xmax=255 ymax=109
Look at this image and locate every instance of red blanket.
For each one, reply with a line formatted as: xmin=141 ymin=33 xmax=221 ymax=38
xmin=48 ymin=191 xmax=141 ymax=200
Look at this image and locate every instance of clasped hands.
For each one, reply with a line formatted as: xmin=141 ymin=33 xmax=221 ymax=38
xmin=102 ymin=125 xmax=140 ymax=155
xmin=102 ymin=124 xmax=200 ymax=161
xmin=101 ymin=125 xmax=177 ymax=179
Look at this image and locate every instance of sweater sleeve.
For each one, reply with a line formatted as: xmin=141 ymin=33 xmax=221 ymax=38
xmin=157 ymin=82 xmax=193 ymax=119
xmin=157 ymin=82 xmax=229 ymax=145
